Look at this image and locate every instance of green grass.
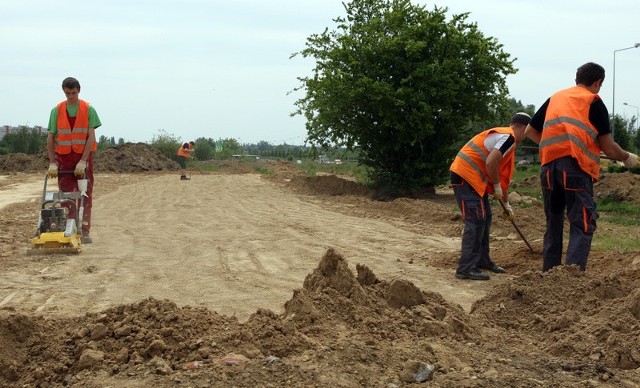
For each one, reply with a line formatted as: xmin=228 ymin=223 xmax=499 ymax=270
xmin=597 ymin=197 xmax=640 ymax=226
xmin=190 ymin=162 xmax=220 ymax=173
xmin=512 ymin=164 xmax=540 ymax=181
xmin=298 ymin=160 xmax=371 ymax=185
xmin=253 ymin=166 xmax=274 ymax=175
xmin=583 ymin=197 xmax=640 ymax=253
xmin=298 ymin=160 xmax=318 ymax=176
xmin=510 ymin=165 xmax=542 ymax=199
xmin=592 ymin=231 xmax=640 ymax=253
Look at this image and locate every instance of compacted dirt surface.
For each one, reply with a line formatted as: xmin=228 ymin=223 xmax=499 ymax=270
xmin=1 ymin=144 xmax=640 ymax=387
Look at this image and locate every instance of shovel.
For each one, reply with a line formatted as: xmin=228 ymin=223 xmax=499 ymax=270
xmin=498 ymin=199 xmax=534 ymax=252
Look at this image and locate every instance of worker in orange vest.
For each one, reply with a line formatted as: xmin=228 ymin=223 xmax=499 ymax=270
xmin=525 ymin=62 xmax=638 ymax=272
xmin=450 ymin=112 xmax=531 ymax=280
xmin=177 ymin=141 xmax=194 ymax=180
xmin=46 ymin=77 xmax=101 ymax=244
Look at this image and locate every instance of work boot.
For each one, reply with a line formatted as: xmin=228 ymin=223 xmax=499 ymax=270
xmin=180 ymin=175 xmax=190 ymax=180
xmin=479 ymin=264 xmax=507 ymax=273
xmin=81 ymin=235 xmax=93 ymax=244
xmin=455 ymin=268 xmax=490 ymax=280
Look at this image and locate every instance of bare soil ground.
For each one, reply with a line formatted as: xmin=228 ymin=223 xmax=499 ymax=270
xmin=1 ymin=145 xmax=640 ymax=387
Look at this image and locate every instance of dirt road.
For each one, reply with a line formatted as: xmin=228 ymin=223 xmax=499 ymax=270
xmin=0 ymin=173 xmax=503 ymax=321
xmin=3 ymin=163 xmax=640 ymax=387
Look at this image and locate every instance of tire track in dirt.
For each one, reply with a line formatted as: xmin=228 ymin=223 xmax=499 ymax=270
xmin=0 ymin=174 xmax=502 ymax=321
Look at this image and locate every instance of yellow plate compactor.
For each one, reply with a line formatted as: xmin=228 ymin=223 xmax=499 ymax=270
xmin=28 ymin=172 xmax=86 ymax=255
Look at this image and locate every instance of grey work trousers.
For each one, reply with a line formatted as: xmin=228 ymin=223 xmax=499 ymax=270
xmin=540 ymin=156 xmax=598 ymax=272
xmin=451 ymin=172 xmax=497 ymax=274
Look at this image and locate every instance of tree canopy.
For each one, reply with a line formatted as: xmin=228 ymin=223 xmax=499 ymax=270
xmin=293 ymin=0 xmax=517 ymax=193
xmin=0 ymin=127 xmax=47 ymax=155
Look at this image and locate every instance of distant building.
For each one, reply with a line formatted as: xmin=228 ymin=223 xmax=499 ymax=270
xmin=0 ymin=125 xmax=10 ymax=140
xmin=0 ymin=125 xmax=45 ymax=140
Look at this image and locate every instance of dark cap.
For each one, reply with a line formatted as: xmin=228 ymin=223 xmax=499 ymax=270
xmin=510 ymin=112 xmax=531 ymax=126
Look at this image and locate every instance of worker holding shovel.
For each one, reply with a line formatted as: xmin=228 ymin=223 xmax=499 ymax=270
xmin=450 ymin=112 xmax=531 ymax=280
xmin=525 ymin=62 xmax=638 ymax=272
xmin=177 ymin=141 xmax=195 ymax=180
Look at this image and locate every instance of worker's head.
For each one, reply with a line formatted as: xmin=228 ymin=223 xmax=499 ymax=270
xmin=62 ymin=77 xmax=81 ymax=104
xmin=510 ymin=112 xmax=531 ymax=143
xmin=575 ymin=62 xmax=605 ymax=91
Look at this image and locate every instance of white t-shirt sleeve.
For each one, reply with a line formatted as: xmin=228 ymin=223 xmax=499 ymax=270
xmin=484 ymin=132 xmax=514 ymax=155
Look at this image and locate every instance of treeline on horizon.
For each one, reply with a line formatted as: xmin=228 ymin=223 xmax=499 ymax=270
xmin=0 ymin=127 xmax=354 ymax=163
xmin=3 ymin=117 xmax=639 ymax=166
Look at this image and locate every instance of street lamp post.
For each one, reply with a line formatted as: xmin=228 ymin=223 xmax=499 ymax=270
xmin=623 ymin=102 xmax=639 ymax=132
xmin=612 ymin=43 xmax=640 ymax=139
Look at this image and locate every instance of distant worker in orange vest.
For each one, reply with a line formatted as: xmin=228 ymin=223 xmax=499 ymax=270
xmin=525 ymin=62 xmax=638 ymax=272
xmin=46 ymin=77 xmax=101 ymax=244
xmin=450 ymin=113 xmax=532 ymax=280
xmin=177 ymin=141 xmax=195 ymax=180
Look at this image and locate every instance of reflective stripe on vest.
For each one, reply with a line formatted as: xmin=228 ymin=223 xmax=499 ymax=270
xmin=55 ymin=100 xmax=93 ymax=154
xmin=540 ymin=86 xmax=601 ymax=179
xmin=450 ymin=127 xmax=515 ymax=197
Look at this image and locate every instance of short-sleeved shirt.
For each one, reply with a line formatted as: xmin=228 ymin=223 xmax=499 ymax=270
xmin=529 ymin=97 xmax=610 ymax=137
xmin=485 ymin=132 xmax=515 ymax=156
xmin=48 ymin=103 xmax=102 ymax=134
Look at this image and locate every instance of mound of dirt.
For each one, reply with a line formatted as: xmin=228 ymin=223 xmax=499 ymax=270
xmin=472 ymin=264 xmax=640 ymax=370
xmin=263 ymin=160 xmax=304 ymax=181
xmin=0 ymin=152 xmax=48 ymax=173
xmin=594 ymin=172 xmax=640 ymax=204
xmin=0 ymin=248 xmax=477 ymax=387
xmin=4 ymin=247 xmax=639 ymax=386
xmin=95 ymin=143 xmax=177 ymax=172
xmin=0 ymin=143 xmax=178 ymax=173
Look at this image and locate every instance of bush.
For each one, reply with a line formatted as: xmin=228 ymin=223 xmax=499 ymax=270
xmin=193 ymin=138 xmax=214 ymax=160
xmin=150 ymin=130 xmax=181 ymax=162
xmin=607 ymin=164 xmax=640 ymax=174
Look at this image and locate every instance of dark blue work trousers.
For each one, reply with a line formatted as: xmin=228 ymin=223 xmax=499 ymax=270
xmin=540 ymin=156 xmax=598 ymax=272
xmin=451 ymin=172 xmax=497 ymax=274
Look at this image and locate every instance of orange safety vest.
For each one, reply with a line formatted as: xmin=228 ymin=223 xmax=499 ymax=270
xmin=55 ymin=100 xmax=96 ymax=154
xmin=450 ymin=127 xmax=515 ymax=197
xmin=540 ymin=86 xmax=601 ymax=179
xmin=177 ymin=143 xmax=192 ymax=158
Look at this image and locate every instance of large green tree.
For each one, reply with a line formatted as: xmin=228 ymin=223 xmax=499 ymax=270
xmin=293 ymin=0 xmax=516 ymax=193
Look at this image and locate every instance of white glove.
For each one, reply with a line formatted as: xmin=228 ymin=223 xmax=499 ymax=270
xmin=74 ymin=160 xmax=87 ymax=177
xmin=77 ymin=179 xmax=89 ymax=197
xmin=502 ymin=202 xmax=514 ymax=221
xmin=492 ymin=183 xmax=503 ymax=201
xmin=47 ymin=163 xmax=58 ymax=178
xmin=624 ymin=152 xmax=638 ymax=168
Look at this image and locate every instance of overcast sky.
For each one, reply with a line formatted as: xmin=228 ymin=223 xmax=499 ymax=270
xmin=2 ymin=0 xmax=639 ymax=145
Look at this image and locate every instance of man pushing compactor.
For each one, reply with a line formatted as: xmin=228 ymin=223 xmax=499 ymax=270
xmin=46 ymin=77 xmax=101 ymax=244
